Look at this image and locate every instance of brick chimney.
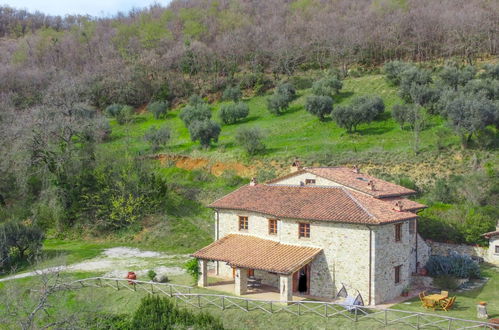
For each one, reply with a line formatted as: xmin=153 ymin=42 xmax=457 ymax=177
xmin=249 ymin=177 xmax=257 ymax=186
xmin=290 ymin=159 xmax=302 ymax=173
xmin=368 ymin=180 xmax=376 ymax=191
xmin=394 ymin=200 xmax=404 ymax=212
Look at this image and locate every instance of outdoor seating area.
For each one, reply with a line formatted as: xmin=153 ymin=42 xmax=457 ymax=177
xmin=419 ymin=291 xmax=456 ymax=311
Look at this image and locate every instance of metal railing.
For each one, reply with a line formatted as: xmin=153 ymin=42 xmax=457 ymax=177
xmin=65 ymin=277 xmax=497 ymax=330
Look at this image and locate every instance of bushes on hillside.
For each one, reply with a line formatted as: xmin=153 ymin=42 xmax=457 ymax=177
xmin=219 ymin=102 xmax=249 ymax=124
xmin=311 ymin=76 xmax=343 ymax=97
xmin=105 ymin=104 xmax=135 ymax=125
xmin=438 ymin=65 xmax=476 ymax=90
xmin=144 ymin=126 xmax=171 ymax=152
xmin=222 ymin=86 xmax=242 ymax=102
xmin=129 ymin=295 xmax=224 ymax=329
xmin=188 ymin=120 xmax=221 ymax=148
xmin=180 ymin=103 xmax=212 ymax=127
xmin=332 ymin=95 xmax=385 ymax=132
xmin=383 ymin=61 xmax=415 ymax=86
xmin=399 ymin=67 xmax=433 ymax=102
xmin=235 ymin=127 xmax=266 ymax=155
xmin=305 ymin=95 xmax=333 ymax=121
xmin=425 ymin=254 xmax=480 ymax=279
xmin=267 ymin=83 xmax=296 ymax=115
xmin=147 ymin=101 xmax=169 ymax=119
xmin=392 ymin=104 xmax=426 ymax=130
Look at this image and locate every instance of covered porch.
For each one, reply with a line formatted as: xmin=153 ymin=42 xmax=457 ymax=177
xmin=192 ymin=234 xmax=322 ymax=303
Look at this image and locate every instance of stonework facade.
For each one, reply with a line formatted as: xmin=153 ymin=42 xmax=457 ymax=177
xmin=428 ymin=240 xmax=499 ymax=266
xmin=214 ymin=209 xmax=429 ymax=304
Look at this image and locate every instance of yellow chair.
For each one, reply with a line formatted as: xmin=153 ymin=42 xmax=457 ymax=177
xmin=441 ymin=296 xmax=456 ymax=311
xmin=441 ymin=290 xmax=449 ymax=298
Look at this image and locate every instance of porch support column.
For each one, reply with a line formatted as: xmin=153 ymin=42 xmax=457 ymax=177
xmin=197 ymin=259 xmax=208 ymax=287
xmin=279 ymin=274 xmax=293 ymax=303
xmin=234 ymin=267 xmax=247 ymax=296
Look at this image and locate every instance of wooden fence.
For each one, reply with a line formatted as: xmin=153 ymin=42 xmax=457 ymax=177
xmin=66 ymin=277 xmax=497 ymax=330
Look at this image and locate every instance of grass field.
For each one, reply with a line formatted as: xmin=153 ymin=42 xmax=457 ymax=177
xmin=103 ymin=75 xmax=458 ymax=163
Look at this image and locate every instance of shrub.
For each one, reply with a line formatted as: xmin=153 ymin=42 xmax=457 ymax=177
xmin=0 ymin=222 xmax=44 ymax=271
xmin=129 ymin=295 xmax=224 ymax=329
xmin=289 ymin=76 xmax=313 ymax=90
xmin=115 ymin=105 xmax=135 ymax=125
xmin=425 ymin=254 xmax=480 ymax=279
xmin=399 ymin=67 xmax=432 ymax=102
xmin=147 ymin=269 xmax=157 ymax=282
xmin=219 ymin=102 xmax=249 ymax=124
xmin=144 ymin=126 xmax=171 ymax=152
xmin=311 ymin=76 xmax=343 ymax=97
xmin=383 ymin=61 xmax=414 ymax=85
xmin=147 ymin=101 xmax=169 ymax=119
xmin=222 ymin=86 xmax=242 ymax=102
xmin=180 ymin=103 xmax=212 ymax=127
xmin=188 ymin=120 xmax=221 ymax=148
xmin=105 ymin=103 xmax=124 ymax=117
xmin=275 ymin=82 xmax=296 ymax=101
xmin=332 ymin=95 xmax=385 ymax=132
xmin=235 ymin=127 xmax=265 ymax=155
xmin=188 ymin=94 xmax=205 ymax=106
xmin=480 ymin=63 xmax=499 ymax=80
xmin=267 ymin=93 xmax=290 ymax=115
xmin=184 ymin=258 xmax=200 ymax=283
xmin=392 ymin=104 xmax=423 ymax=129
xmin=305 ymin=95 xmax=333 ymax=121
xmin=433 ymin=275 xmax=460 ymax=290
xmin=438 ymin=65 xmax=476 ymax=90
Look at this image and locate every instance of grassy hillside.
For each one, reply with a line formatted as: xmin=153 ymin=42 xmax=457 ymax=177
xmin=105 ymin=74 xmax=457 ymax=162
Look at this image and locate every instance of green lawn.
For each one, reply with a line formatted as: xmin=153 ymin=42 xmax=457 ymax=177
xmin=102 ymin=74 xmax=458 ymax=163
xmin=392 ymin=264 xmax=499 ymax=321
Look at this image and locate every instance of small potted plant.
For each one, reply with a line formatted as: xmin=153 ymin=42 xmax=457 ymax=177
xmin=401 ymin=286 xmax=410 ymax=297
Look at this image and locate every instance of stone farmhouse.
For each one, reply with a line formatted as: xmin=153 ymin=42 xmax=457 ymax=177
xmin=193 ymin=164 xmax=431 ymax=305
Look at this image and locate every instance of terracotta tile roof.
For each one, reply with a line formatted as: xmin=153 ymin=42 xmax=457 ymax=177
xmin=483 ymin=230 xmax=499 ymax=239
xmin=269 ymin=167 xmax=416 ymax=198
xmin=209 ymin=184 xmax=417 ymax=225
xmin=382 ymin=197 xmax=427 ymax=212
xmin=192 ymin=234 xmax=322 ymax=274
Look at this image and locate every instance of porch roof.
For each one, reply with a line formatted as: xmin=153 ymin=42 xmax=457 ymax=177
xmin=192 ymin=234 xmax=322 ymax=275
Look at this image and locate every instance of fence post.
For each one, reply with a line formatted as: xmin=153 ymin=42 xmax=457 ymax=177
xmin=151 ymin=284 xmax=154 ymax=294
xmin=270 ymin=301 xmax=272 ymax=313
xmin=354 ymin=307 xmax=358 ymax=322
xmin=246 ymin=299 xmax=249 ymax=311
xmin=222 ymin=296 xmax=225 ymax=310
xmin=133 ymin=282 xmax=136 ymax=291
xmin=416 ymin=314 xmax=420 ymax=330
xmin=198 ymin=295 xmax=201 ymax=308
xmin=325 ymin=304 xmax=327 ymax=318
xmin=116 ymin=280 xmax=119 ymax=291
xmin=384 ymin=310 xmax=388 ymax=325
xmin=298 ymin=303 xmax=301 ymax=316
xmin=170 ymin=285 xmax=173 ymax=297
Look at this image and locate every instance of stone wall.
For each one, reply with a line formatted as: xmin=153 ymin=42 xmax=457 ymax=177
xmin=373 ymin=221 xmax=417 ymax=303
xmin=427 ymin=241 xmax=498 ymax=265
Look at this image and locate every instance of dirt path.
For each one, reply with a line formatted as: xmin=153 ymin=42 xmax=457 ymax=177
xmin=0 ymin=247 xmax=189 ymax=282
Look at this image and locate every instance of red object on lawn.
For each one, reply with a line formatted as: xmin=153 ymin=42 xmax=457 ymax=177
xmin=127 ymin=271 xmax=137 ymax=284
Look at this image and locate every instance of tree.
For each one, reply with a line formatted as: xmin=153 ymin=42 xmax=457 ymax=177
xmin=147 ymin=101 xmax=169 ymax=119
xmin=188 ymin=94 xmax=205 ymax=106
xmin=383 ymin=61 xmax=414 ymax=86
xmin=332 ymin=95 xmax=385 ymax=132
xmin=438 ymin=65 xmax=476 ymax=90
xmin=444 ymin=92 xmax=496 ymax=147
xmin=222 ymin=86 xmax=242 ymax=102
xmin=0 ymin=222 xmax=44 ymax=269
xmin=267 ymin=93 xmax=290 ymax=115
xmin=275 ymin=82 xmax=296 ymax=101
xmin=144 ymin=126 xmax=171 ymax=152
xmin=105 ymin=104 xmax=124 ymax=117
xmin=311 ymin=76 xmax=343 ymax=97
xmin=188 ymin=120 xmax=221 ymax=148
xmin=305 ymin=95 xmax=333 ymax=121
xmin=235 ymin=127 xmax=265 ymax=155
xmin=399 ymin=67 xmax=432 ymax=102
xmin=219 ymin=102 xmax=249 ymax=124
xmin=392 ymin=103 xmax=426 ymax=130
xmin=179 ymin=103 xmax=211 ymax=127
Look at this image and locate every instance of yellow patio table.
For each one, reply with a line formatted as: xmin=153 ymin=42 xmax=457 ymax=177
xmin=423 ymin=294 xmax=448 ymax=309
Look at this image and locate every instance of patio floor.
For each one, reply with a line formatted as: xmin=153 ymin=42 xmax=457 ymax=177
xmin=205 ymin=276 xmax=327 ymax=302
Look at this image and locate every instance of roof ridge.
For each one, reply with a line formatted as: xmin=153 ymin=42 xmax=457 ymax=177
xmin=265 ymin=184 xmax=343 ymax=189
xmin=341 ymin=187 xmax=377 ymax=222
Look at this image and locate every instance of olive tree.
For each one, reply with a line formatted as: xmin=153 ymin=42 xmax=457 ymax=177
xmin=179 ymin=103 xmax=211 ymax=127
xmin=235 ymin=127 xmax=265 ymax=155
xmin=305 ymin=95 xmax=333 ymax=121
xmin=311 ymin=76 xmax=343 ymax=97
xmin=219 ymin=102 xmax=249 ymax=124
xmin=383 ymin=61 xmax=414 ymax=86
xmin=222 ymin=86 xmax=242 ymax=102
xmin=332 ymin=95 xmax=385 ymax=132
xmin=399 ymin=67 xmax=432 ymax=102
xmin=438 ymin=66 xmax=476 ymax=90
xmin=147 ymin=101 xmax=169 ymax=119
xmin=144 ymin=126 xmax=171 ymax=152
xmin=188 ymin=120 xmax=221 ymax=148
